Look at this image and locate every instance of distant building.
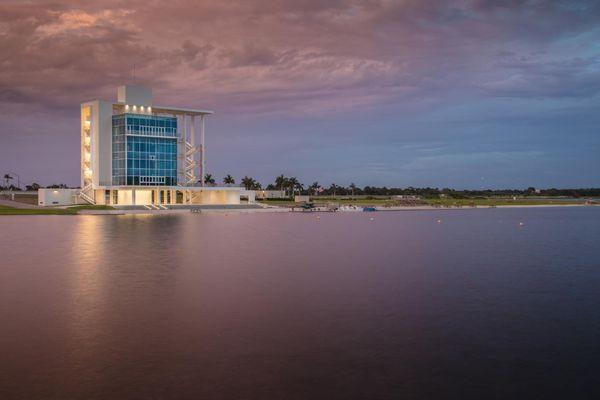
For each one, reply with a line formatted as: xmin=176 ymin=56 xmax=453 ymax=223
xmin=294 ymin=195 xmax=310 ymax=203
xmin=255 ymin=190 xmax=287 ymax=199
xmin=40 ymin=85 xmax=243 ymax=206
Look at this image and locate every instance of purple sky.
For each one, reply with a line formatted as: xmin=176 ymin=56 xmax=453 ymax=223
xmin=1 ymin=0 xmax=599 ymax=188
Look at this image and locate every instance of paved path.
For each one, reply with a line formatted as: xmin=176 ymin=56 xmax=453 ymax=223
xmin=0 ymin=198 xmax=40 ymax=209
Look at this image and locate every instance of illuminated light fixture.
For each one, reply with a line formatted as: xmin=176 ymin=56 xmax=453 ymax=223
xmin=84 ymin=152 xmax=91 ymax=162
xmin=84 ymin=120 xmax=91 ymax=127
xmin=84 ymin=169 xmax=92 ymax=177
xmin=147 ymin=106 xmax=152 ymax=113
xmin=125 ymin=104 xmax=130 ymax=110
xmin=141 ymin=106 xmax=145 ymax=112
xmin=53 ymin=190 xmax=59 ymax=194
xmin=84 ymin=136 xmax=91 ymax=145
xmin=133 ymin=105 xmax=137 ymax=112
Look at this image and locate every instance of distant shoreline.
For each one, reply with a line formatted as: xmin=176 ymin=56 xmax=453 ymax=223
xmin=3 ymin=191 xmax=598 ymax=216
xmin=4 ymin=204 xmax=596 ymax=216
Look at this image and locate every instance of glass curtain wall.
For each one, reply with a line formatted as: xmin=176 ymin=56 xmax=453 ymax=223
xmin=112 ymin=113 xmax=178 ymax=186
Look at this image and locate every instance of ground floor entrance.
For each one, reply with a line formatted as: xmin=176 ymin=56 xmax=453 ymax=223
xmin=93 ymin=186 xmax=243 ymax=206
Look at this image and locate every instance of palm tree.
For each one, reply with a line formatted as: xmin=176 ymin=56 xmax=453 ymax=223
xmin=223 ymin=174 xmax=235 ymax=185
xmin=275 ymin=175 xmax=287 ymax=191
xmin=241 ymin=176 xmax=259 ymax=190
xmin=309 ymin=182 xmax=320 ymax=195
xmin=349 ymin=182 xmax=357 ymax=198
xmin=4 ymin=174 xmax=12 ymax=188
xmin=241 ymin=176 xmax=252 ymax=190
xmin=204 ymin=173 xmax=215 ymax=185
xmin=330 ymin=183 xmax=337 ymax=197
xmin=287 ymin=177 xmax=299 ymax=196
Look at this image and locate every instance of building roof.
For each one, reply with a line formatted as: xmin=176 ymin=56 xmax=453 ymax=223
xmin=151 ymin=105 xmax=214 ymax=116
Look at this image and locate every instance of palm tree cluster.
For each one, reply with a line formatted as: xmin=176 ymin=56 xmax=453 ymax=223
xmin=241 ymin=176 xmax=261 ymax=190
xmin=194 ymin=173 xmax=600 ymax=198
xmin=0 ymin=180 xmax=57 ymax=191
xmin=267 ymin=175 xmax=305 ymax=196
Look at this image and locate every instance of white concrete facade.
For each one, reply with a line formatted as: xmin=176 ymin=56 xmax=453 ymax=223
xmin=38 ymin=189 xmax=80 ymax=206
xmin=255 ymin=190 xmax=287 ymax=199
xmin=81 ymin=100 xmax=113 ymax=189
xmin=92 ymin=186 xmax=242 ymax=206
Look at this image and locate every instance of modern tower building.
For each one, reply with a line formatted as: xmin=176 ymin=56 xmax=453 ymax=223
xmin=76 ymin=85 xmax=242 ymax=206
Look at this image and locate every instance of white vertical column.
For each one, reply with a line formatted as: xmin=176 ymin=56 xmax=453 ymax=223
xmin=182 ymin=114 xmax=187 ymax=189
xmin=190 ymin=115 xmax=196 ymax=186
xmin=200 ymin=114 xmax=206 ymax=188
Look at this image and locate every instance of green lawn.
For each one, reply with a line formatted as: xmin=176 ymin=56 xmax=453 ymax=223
xmin=0 ymin=204 xmax=115 ymax=215
xmin=66 ymin=205 xmax=115 ymax=211
xmin=0 ymin=205 xmax=77 ymax=215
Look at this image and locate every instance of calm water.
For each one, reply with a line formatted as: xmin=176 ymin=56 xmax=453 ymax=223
xmin=1 ymin=208 xmax=600 ymax=399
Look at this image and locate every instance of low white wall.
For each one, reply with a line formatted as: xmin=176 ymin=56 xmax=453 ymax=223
xmin=38 ymin=189 xmax=78 ymax=206
xmin=255 ymin=190 xmax=286 ymax=199
xmin=240 ymin=190 xmax=256 ymax=203
xmin=295 ymin=195 xmax=310 ymax=203
xmin=193 ymin=189 xmax=241 ymax=205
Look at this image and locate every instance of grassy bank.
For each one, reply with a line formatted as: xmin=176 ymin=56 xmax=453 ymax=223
xmin=425 ymin=198 xmax=584 ymax=207
xmin=0 ymin=205 xmax=115 ymax=215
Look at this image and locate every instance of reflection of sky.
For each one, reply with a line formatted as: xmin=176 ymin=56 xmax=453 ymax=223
xmin=1 ymin=1 xmax=599 ymax=188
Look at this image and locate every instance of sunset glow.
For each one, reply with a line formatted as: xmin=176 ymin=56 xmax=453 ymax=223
xmin=1 ymin=1 xmax=599 ymax=187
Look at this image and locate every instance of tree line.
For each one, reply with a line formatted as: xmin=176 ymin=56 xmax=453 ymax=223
xmin=3 ymin=171 xmax=599 ymax=198
xmin=203 ymin=174 xmax=600 ymax=198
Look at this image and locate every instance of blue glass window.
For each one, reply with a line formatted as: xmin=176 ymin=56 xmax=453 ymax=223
xmin=112 ymin=113 xmax=178 ymax=186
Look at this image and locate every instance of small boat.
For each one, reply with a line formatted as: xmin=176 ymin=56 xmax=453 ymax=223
xmin=291 ymin=203 xmax=315 ymax=212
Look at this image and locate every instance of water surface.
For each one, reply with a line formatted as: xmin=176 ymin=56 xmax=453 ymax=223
xmin=1 ymin=208 xmax=599 ymax=399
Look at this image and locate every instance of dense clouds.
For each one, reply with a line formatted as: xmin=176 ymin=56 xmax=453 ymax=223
xmin=1 ymin=0 xmax=599 ymax=188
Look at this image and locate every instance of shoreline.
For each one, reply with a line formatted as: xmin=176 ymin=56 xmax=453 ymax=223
xmin=78 ymin=203 xmax=594 ymax=215
xmin=2 ymin=200 xmax=596 ymax=216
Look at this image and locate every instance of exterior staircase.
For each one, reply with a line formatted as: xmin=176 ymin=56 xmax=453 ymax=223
xmin=79 ymin=183 xmax=95 ymax=204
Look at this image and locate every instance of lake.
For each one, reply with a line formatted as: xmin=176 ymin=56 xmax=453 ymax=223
xmin=1 ymin=207 xmax=599 ymax=399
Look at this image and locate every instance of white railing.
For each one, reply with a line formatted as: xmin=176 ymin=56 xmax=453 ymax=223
xmin=80 ymin=183 xmax=95 ymax=204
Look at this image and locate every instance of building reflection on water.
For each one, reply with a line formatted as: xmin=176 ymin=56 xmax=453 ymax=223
xmin=65 ymin=215 xmax=185 ymax=392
